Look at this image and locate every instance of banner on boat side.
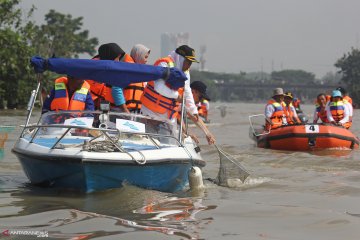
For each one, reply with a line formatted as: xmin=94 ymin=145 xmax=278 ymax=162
xmin=116 ymin=119 xmax=145 ymax=133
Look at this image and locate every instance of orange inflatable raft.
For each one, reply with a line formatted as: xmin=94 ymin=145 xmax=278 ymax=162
xmin=252 ymin=124 xmax=359 ymax=151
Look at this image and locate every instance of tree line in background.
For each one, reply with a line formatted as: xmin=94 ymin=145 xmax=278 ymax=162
xmin=0 ymin=0 xmax=98 ymax=109
xmin=1 ymin=0 xmax=360 ymax=109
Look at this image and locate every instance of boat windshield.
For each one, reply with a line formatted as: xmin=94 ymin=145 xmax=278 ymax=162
xmin=30 ymin=111 xmax=179 ymax=146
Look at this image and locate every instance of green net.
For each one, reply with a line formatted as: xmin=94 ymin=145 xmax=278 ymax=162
xmin=215 ymin=145 xmax=250 ymax=187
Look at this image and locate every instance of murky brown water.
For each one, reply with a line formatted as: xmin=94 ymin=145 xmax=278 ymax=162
xmin=1 ymin=103 xmax=360 ymax=239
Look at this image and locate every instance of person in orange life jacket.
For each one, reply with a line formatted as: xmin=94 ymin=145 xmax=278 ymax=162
xmin=264 ymin=88 xmax=287 ymax=130
xmin=337 ymin=86 xmax=353 ymax=105
xmin=140 ymin=45 xmax=198 ymax=124
xmin=191 ymin=81 xmax=210 ymax=122
xmin=197 ymin=99 xmax=210 ymax=122
xmin=42 ymin=75 xmax=94 ymax=114
xmin=292 ymin=97 xmax=302 ymax=113
xmin=88 ymin=43 xmax=130 ymax=113
xmin=189 ymin=80 xmax=215 ymax=145
xmin=123 ymin=44 xmax=151 ymax=113
xmin=325 ymin=90 xmax=351 ymax=128
xmin=283 ymin=92 xmax=301 ymax=125
xmin=336 ymin=86 xmax=353 ymax=127
xmin=313 ymin=93 xmax=330 ymax=123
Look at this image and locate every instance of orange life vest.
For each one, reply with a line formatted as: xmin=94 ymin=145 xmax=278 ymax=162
xmin=198 ymin=100 xmax=209 ymax=118
xmin=87 ymin=79 xmax=115 ymax=103
xmin=315 ymin=105 xmax=329 ymax=123
xmin=86 ymin=57 xmax=114 ymax=104
xmin=265 ymin=99 xmax=285 ymax=130
xmin=329 ymin=100 xmax=345 ymax=122
xmin=343 ymin=95 xmax=353 ymax=105
xmin=116 ymin=54 xmax=145 ymax=112
xmin=50 ymin=77 xmax=90 ymax=111
xmin=141 ymin=57 xmax=181 ymax=119
xmin=329 ymin=100 xmax=350 ymax=129
xmin=141 ymin=81 xmax=180 ymax=119
xmin=343 ymin=98 xmax=353 ymax=128
xmin=283 ymin=103 xmax=299 ymax=125
xmin=326 ymin=95 xmax=331 ymax=102
xmin=124 ymin=82 xmax=144 ymax=112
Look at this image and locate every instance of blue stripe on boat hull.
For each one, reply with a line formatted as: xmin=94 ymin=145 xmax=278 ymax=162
xmin=84 ymin=163 xmax=192 ymax=192
xmin=16 ymin=154 xmax=195 ymax=193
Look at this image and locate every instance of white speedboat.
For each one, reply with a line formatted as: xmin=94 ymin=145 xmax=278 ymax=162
xmin=12 ymin=110 xmax=204 ymax=193
xmin=12 ymin=56 xmax=205 ymax=193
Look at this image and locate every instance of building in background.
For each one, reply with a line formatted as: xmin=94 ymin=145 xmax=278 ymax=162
xmin=198 ymin=44 xmax=207 ymax=71
xmin=160 ymin=32 xmax=207 ymax=71
xmin=160 ymin=32 xmax=189 ymax=57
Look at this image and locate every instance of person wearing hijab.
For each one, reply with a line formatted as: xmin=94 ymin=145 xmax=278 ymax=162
xmin=88 ymin=43 xmax=130 ymax=113
xmin=122 ymin=44 xmax=151 ymax=113
xmin=130 ymin=44 xmax=151 ymax=64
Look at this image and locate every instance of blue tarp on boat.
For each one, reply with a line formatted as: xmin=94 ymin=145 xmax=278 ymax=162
xmin=30 ymin=56 xmax=187 ymax=88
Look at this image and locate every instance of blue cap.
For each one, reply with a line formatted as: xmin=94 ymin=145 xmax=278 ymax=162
xmin=332 ymin=90 xmax=342 ymax=97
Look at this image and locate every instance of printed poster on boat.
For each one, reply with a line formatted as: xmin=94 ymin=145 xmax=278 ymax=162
xmin=64 ymin=117 xmax=94 ymax=128
xmin=116 ymin=119 xmax=145 ymax=133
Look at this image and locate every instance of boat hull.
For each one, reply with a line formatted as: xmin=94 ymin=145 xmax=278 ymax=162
xmin=254 ymin=124 xmax=359 ymax=151
xmin=12 ymin=137 xmax=205 ymax=193
xmin=13 ymin=150 xmax=204 ymax=193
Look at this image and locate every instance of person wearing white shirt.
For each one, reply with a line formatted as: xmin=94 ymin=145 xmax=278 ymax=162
xmin=325 ymin=90 xmax=350 ymax=129
xmin=141 ymin=45 xmax=198 ymax=123
xmin=264 ymin=88 xmax=287 ymax=130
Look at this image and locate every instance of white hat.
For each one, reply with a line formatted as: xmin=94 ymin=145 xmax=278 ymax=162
xmin=273 ymin=88 xmax=284 ymax=96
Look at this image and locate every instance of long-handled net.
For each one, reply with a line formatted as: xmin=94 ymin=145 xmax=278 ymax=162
xmin=214 ymin=145 xmax=250 ymax=187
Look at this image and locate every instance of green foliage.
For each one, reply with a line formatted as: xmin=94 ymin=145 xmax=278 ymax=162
xmin=32 ymin=9 xmax=98 ymax=58
xmin=0 ymin=1 xmax=98 ymax=109
xmin=271 ymin=69 xmax=315 ymax=84
xmin=0 ymin=0 xmax=36 ymax=108
xmin=320 ymin=71 xmax=342 ymax=85
xmin=335 ymin=48 xmax=360 ymax=105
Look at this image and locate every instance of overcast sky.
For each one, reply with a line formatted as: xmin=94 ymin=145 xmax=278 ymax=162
xmin=20 ymin=0 xmax=360 ymax=78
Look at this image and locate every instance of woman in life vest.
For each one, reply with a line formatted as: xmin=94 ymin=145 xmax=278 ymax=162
xmin=42 ymin=75 xmax=94 ymax=114
xmin=325 ymin=90 xmax=351 ymax=129
xmin=283 ymin=92 xmax=301 ymax=125
xmin=264 ymin=88 xmax=287 ymax=130
xmin=87 ymin=43 xmax=130 ymax=113
xmin=313 ymin=93 xmax=330 ymax=124
xmin=123 ymin=44 xmax=151 ymax=113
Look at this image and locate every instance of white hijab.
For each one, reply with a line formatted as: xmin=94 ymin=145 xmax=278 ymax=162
xmin=168 ymin=50 xmax=185 ymax=70
xmin=130 ymin=44 xmax=150 ymax=64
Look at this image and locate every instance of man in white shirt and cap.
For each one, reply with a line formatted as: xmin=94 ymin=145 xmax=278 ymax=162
xmin=140 ymin=45 xmax=215 ymax=144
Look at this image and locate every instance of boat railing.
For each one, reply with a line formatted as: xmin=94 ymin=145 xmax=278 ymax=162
xmin=248 ymin=114 xmax=271 ymax=137
xmin=20 ymin=124 xmax=183 ymax=151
